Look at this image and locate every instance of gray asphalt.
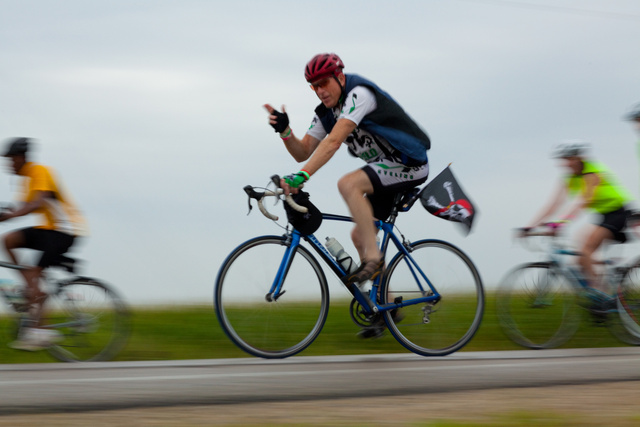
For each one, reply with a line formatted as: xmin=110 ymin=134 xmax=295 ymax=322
xmin=1 ymin=347 xmax=639 ymax=415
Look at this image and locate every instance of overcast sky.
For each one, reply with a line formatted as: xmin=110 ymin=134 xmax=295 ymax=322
xmin=1 ymin=0 xmax=640 ymax=305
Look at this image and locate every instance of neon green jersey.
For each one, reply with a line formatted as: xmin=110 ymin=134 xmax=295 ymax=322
xmin=566 ymin=160 xmax=632 ymax=214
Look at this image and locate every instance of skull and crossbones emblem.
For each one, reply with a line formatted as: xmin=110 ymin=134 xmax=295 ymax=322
xmin=427 ymin=181 xmax=473 ymax=222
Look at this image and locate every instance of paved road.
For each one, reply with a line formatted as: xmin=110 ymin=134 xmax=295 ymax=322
xmin=1 ymin=347 xmax=639 ymax=415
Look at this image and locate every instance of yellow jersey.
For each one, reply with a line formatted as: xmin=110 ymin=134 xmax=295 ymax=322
xmin=19 ymin=162 xmax=88 ymax=236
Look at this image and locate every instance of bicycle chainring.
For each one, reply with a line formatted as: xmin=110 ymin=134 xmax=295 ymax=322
xmin=349 ymin=298 xmax=379 ymax=327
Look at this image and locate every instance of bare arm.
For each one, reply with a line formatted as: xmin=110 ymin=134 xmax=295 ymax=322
xmin=0 ymin=191 xmax=50 ymax=222
xmin=263 ymin=103 xmax=357 ymax=174
xmin=300 ymin=118 xmax=357 ymax=176
xmin=263 ymin=103 xmax=323 ymax=162
xmin=277 ymin=117 xmax=357 ymax=195
xmin=284 ymin=133 xmax=322 ymax=163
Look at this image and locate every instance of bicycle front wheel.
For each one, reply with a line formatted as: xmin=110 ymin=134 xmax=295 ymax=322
xmin=45 ymin=278 xmax=131 ymax=362
xmin=214 ymin=235 xmax=329 ymax=358
xmin=380 ymin=239 xmax=484 ymax=356
xmin=617 ymin=260 xmax=640 ymax=344
xmin=496 ymin=263 xmax=579 ymax=349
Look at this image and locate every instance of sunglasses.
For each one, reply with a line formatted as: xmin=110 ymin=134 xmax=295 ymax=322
xmin=309 ymin=78 xmax=332 ymax=91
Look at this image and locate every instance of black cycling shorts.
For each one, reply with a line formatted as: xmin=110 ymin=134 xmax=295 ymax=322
xmin=598 ymin=207 xmax=628 ymax=243
xmin=19 ymin=227 xmax=76 ymax=268
xmin=363 ymin=163 xmax=429 ymax=221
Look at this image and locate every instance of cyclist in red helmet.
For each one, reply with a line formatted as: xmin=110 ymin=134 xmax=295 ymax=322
xmin=264 ymin=53 xmax=430 ymax=288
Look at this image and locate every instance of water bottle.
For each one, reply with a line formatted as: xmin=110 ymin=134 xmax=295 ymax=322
xmin=325 ymin=237 xmax=358 ymax=275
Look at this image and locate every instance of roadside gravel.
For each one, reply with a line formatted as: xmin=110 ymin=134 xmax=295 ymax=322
xmin=1 ymin=381 xmax=639 ymax=426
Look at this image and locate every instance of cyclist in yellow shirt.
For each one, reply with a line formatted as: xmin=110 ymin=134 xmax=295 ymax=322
xmin=524 ymin=140 xmax=632 ymax=298
xmin=0 ymin=137 xmax=87 ymax=351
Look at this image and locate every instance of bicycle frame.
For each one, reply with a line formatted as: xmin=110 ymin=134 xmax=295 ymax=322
xmin=266 ymin=212 xmax=441 ymax=315
xmin=0 ymin=259 xmax=30 ymax=272
xmin=0 ymin=259 xmax=68 ymax=325
xmin=545 ymin=237 xmax=624 ymax=294
xmin=0 ymin=258 xmax=69 ymax=298
xmin=219 ymin=182 xmax=485 ymax=358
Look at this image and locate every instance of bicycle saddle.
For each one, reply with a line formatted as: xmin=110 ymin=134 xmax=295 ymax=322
xmin=50 ymin=254 xmax=77 ymax=273
xmin=396 ymin=187 xmax=421 ymax=212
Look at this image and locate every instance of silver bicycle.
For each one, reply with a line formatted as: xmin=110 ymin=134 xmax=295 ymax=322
xmin=0 ymin=255 xmax=131 ymax=362
xmin=496 ymin=224 xmax=640 ymax=349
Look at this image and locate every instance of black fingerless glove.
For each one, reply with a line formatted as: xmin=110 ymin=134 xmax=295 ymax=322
xmin=270 ymin=109 xmax=290 ymax=133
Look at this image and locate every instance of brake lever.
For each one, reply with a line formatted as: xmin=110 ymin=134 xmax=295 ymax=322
xmin=244 ymin=185 xmax=267 ymax=216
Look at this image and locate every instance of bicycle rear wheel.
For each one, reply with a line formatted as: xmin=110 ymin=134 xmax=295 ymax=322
xmin=214 ymin=235 xmax=329 ymax=358
xmin=45 ymin=278 xmax=131 ymax=362
xmin=496 ymin=263 xmax=579 ymax=349
xmin=380 ymin=239 xmax=484 ymax=356
xmin=617 ymin=260 xmax=640 ymax=344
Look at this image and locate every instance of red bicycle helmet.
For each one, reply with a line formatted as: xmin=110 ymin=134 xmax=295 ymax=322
xmin=305 ymin=53 xmax=344 ymax=82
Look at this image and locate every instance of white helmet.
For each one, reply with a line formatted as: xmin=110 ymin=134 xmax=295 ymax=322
xmin=551 ymin=139 xmax=589 ymax=159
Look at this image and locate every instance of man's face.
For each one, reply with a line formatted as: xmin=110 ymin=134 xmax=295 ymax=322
xmin=6 ymin=155 xmax=25 ymax=175
xmin=310 ymin=73 xmax=345 ymax=108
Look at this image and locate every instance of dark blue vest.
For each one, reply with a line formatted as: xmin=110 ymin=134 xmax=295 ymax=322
xmin=315 ymin=74 xmax=430 ymax=163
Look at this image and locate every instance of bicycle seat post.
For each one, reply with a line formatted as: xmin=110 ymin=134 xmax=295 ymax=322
xmin=386 ymin=190 xmax=410 ymax=225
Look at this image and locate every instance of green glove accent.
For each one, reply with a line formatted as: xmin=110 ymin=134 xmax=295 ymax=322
xmin=283 ymin=171 xmax=309 ymax=188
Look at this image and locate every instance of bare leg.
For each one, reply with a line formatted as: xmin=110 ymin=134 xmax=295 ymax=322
xmin=578 ymin=225 xmax=613 ymax=293
xmin=338 ymin=170 xmax=381 ymax=263
xmin=4 ymin=231 xmax=46 ymax=326
xmin=4 ymin=231 xmax=25 ymax=277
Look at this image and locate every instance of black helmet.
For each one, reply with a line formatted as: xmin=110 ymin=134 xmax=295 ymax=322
xmin=624 ymin=103 xmax=640 ymax=121
xmin=3 ymin=137 xmax=30 ymax=157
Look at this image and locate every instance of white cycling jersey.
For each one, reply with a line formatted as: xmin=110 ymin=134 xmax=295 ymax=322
xmin=306 ymin=86 xmax=397 ymax=163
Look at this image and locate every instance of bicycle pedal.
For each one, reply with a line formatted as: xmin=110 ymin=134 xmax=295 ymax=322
xmin=12 ymin=302 xmax=30 ymax=313
xmin=357 ymin=326 xmax=385 ymax=339
xmin=590 ymin=317 xmax=608 ymax=326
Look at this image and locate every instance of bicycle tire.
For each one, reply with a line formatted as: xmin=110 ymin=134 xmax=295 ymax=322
xmin=380 ymin=239 xmax=484 ymax=356
xmin=616 ymin=260 xmax=640 ymax=344
xmin=214 ymin=235 xmax=329 ymax=359
xmin=496 ymin=262 xmax=580 ymax=349
xmin=45 ymin=277 xmax=131 ymax=362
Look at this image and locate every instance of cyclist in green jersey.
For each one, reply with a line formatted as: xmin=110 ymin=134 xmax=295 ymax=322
xmin=524 ymin=140 xmax=632 ymax=294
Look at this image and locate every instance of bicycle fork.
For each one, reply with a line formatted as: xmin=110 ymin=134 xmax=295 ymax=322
xmin=265 ymin=234 xmax=302 ymax=302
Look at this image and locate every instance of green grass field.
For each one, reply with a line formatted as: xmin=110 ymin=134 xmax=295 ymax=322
xmin=0 ymin=294 xmax=635 ymax=363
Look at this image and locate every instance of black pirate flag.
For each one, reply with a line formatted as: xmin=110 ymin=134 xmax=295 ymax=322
xmin=419 ymin=166 xmax=477 ymax=234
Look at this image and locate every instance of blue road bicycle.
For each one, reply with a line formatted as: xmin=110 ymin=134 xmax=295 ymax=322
xmin=214 ymin=178 xmax=484 ymax=359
